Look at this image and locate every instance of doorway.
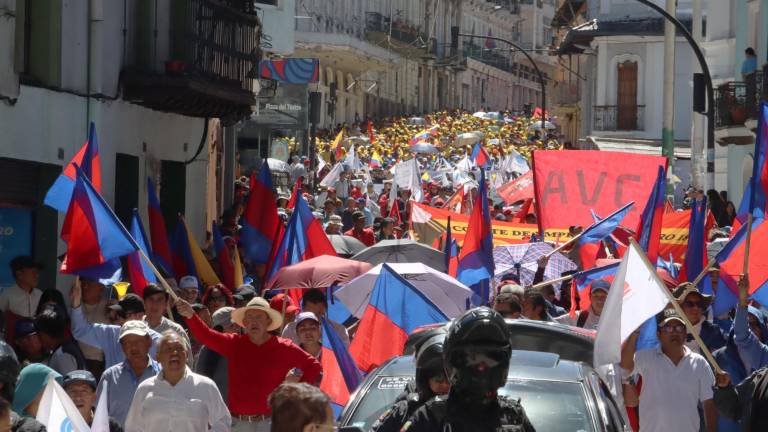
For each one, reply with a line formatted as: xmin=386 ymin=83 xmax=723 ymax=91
xmin=616 ymin=60 xmax=638 ymax=130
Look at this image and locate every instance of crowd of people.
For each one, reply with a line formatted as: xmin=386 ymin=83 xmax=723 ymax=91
xmin=1 ymin=108 xmax=767 ymax=432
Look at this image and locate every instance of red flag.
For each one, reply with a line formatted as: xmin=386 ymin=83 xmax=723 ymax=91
xmin=514 ymin=199 xmax=534 ymax=223
xmin=496 ymin=172 xmax=534 ymax=205
xmin=367 ymin=120 xmax=376 ymax=145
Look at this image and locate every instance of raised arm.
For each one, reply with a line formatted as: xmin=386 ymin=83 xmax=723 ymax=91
xmin=176 ymin=298 xmax=235 ymax=358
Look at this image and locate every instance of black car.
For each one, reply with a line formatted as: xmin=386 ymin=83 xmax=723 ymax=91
xmin=339 ymin=319 xmax=631 ymax=432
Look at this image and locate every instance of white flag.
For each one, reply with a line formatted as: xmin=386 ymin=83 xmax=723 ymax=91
xmin=593 ymin=241 xmax=671 ymax=366
xmin=36 ymin=376 xmax=91 ymax=432
xmin=456 ymin=154 xmax=475 ymax=172
xmin=90 ymin=381 xmax=109 ymax=432
xmin=320 ymin=163 xmax=343 ymax=188
xmin=344 ymin=145 xmax=362 ymax=171
xmin=393 ymin=159 xmax=423 ymax=203
xmin=316 ymin=153 xmax=327 ymax=174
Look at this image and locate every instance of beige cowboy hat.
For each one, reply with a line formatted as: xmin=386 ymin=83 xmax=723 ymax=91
xmin=230 ymin=297 xmax=284 ymax=331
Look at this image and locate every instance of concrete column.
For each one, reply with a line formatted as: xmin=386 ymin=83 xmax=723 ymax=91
xmin=662 ymin=0 xmax=676 ymax=196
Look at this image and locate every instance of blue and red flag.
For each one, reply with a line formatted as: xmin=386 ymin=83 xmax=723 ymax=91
xmin=266 ymin=192 xmax=337 ymax=281
xmin=349 ymin=264 xmax=448 ymax=372
xmin=579 ymin=202 xmax=634 ymax=245
xmin=146 ymin=177 xmax=174 ymax=277
xmin=747 ymin=102 xmax=768 ymax=218
xmin=212 ymin=222 xmax=236 ymax=291
xmin=470 ymin=142 xmax=491 ymax=168
xmin=568 ymin=262 xmax=620 ymax=318
xmin=126 ymin=209 xmax=157 ymax=297
xmin=170 ymin=216 xmax=198 ymax=280
xmin=241 ymin=163 xmax=282 ymax=264
xmin=320 ymin=317 xmax=363 ymax=416
xmin=635 ymin=165 xmax=666 ymax=264
xmin=657 ymin=253 xmax=679 ymax=280
xmin=45 ymin=122 xmax=101 ymax=212
xmin=457 ymin=169 xmax=494 ymax=298
xmin=59 ymin=165 xmax=137 ymax=277
xmin=716 ymin=217 xmax=768 ymax=307
xmin=444 ymin=216 xmax=458 ymax=278
xmin=680 ymin=197 xmax=708 ymax=285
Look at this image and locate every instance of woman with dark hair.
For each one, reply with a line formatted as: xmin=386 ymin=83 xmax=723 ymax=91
xmin=724 ymin=201 xmax=736 ymax=226
xmin=268 ymin=383 xmax=334 ymax=432
xmin=201 ymin=283 xmax=234 ymax=315
xmin=707 ymin=189 xmax=729 ymax=227
xmin=35 ymin=289 xmax=69 ymax=322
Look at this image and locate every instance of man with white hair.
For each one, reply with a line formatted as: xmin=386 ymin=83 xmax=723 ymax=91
xmin=125 ymin=331 xmax=230 ymax=432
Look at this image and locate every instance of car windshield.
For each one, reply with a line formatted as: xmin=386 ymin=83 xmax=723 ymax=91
xmin=346 ymin=376 xmax=594 ymax=432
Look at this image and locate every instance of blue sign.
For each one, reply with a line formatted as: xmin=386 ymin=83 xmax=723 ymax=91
xmin=0 ymin=208 xmax=32 ymax=286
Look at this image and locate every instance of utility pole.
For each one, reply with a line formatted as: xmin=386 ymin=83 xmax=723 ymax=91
xmin=662 ymin=0 xmax=676 ymax=197
xmin=690 ymin=0 xmax=705 ymax=190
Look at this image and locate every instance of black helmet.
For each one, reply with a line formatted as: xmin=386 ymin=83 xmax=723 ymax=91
xmin=0 ymin=340 xmax=20 ymax=401
xmin=403 ymin=325 xmax=448 ymax=355
xmin=414 ymin=334 xmax=446 ymax=398
xmin=443 ymin=307 xmax=511 ymax=399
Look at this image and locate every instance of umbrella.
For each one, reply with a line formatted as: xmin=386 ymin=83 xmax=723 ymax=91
xmin=408 ymin=117 xmax=426 ymax=125
xmin=410 ymin=142 xmax=439 ymax=154
xmin=453 ymin=131 xmax=484 ymax=147
xmin=472 ymin=111 xmax=488 ymax=119
xmin=266 ymin=158 xmax=290 ymax=172
xmin=327 ymin=235 xmax=367 ymax=257
xmin=265 ymin=255 xmax=373 ymax=290
xmin=351 ymin=239 xmax=446 ymax=272
xmin=493 ymin=243 xmax=577 ymax=288
xmin=529 ymin=121 xmax=556 ymax=130
xmin=336 ymin=262 xmax=473 ymax=319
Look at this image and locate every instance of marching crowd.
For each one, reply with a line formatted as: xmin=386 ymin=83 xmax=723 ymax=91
xmin=0 ymin=110 xmax=767 ymax=432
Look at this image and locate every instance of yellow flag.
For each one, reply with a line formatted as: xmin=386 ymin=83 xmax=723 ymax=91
xmin=233 ymin=245 xmax=244 ymax=288
xmin=183 ymin=218 xmax=221 ymax=286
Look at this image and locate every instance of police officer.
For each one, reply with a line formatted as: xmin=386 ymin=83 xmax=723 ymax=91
xmin=371 ymin=334 xmax=450 ymax=432
xmin=0 ymin=340 xmax=46 ymax=432
xmin=402 ymin=307 xmax=535 ymax=432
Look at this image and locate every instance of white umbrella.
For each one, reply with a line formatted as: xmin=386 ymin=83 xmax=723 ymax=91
xmin=472 ymin=111 xmax=488 ymax=118
xmin=336 ymin=262 xmax=473 ymax=319
xmin=453 ymin=131 xmax=484 ymax=147
xmin=266 ymin=158 xmax=290 ymax=172
xmin=529 ymin=121 xmax=557 ymax=130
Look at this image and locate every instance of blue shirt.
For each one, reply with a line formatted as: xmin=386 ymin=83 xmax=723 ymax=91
xmin=742 ymin=56 xmax=758 ymax=75
xmin=96 ymin=357 xmax=161 ymax=426
xmin=70 ymin=307 xmax=160 ymax=368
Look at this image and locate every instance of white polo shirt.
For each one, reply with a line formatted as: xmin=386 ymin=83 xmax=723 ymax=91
xmin=0 ymin=284 xmax=41 ymax=318
xmin=633 ymin=346 xmax=714 ymax=432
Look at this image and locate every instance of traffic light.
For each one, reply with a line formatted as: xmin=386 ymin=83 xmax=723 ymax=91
xmin=451 ymin=26 xmax=459 ymax=52
xmin=693 ymin=73 xmax=705 ymax=114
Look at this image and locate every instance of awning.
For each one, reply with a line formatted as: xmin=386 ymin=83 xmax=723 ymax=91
xmin=584 ymin=136 xmax=691 ymax=159
xmin=556 ymin=16 xmax=693 ymax=55
xmin=551 ymin=0 xmax=587 ymax=28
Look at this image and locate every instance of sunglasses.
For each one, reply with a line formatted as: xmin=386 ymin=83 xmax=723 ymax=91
xmin=682 ymin=300 xmax=708 ymax=309
xmin=659 ymin=324 xmax=686 ymax=334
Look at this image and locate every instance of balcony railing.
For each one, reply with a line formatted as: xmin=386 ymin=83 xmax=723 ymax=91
xmin=365 ymin=12 xmax=426 ymax=46
xmin=593 ymin=105 xmax=645 ymax=131
xmin=463 ymin=42 xmax=515 ymax=74
xmin=714 ymin=67 xmax=768 ymax=128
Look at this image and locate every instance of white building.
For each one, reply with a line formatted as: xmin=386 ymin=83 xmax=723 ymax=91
xmin=553 ymin=0 xmax=699 ymax=201
xmin=0 ymin=0 xmax=260 ymax=288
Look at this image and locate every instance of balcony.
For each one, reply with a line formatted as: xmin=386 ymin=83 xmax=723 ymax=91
xmin=122 ymin=0 xmax=261 ymax=124
xmin=463 ymin=41 xmax=515 ymax=74
xmin=593 ymin=105 xmax=645 ymax=131
xmin=713 ymin=74 xmax=766 ymax=145
xmin=364 ymin=12 xmax=428 ymax=56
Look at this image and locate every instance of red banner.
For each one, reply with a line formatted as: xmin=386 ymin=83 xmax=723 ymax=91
xmin=533 ymin=150 xmax=667 ymax=232
xmin=496 ymin=172 xmax=534 ymax=205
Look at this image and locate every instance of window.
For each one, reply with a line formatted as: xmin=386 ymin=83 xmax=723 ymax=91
xmin=14 ymin=0 xmax=61 ymax=86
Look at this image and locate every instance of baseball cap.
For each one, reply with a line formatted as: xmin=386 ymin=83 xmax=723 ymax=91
xmin=295 ymin=312 xmax=320 ymax=328
xmin=179 ymin=275 xmax=199 ymax=290
xmin=233 ymin=284 xmax=257 ymax=303
xmin=63 ymin=370 xmax=97 ymax=390
xmin=109 ymin=294 xmax=145 ymax=315
xmin=269 ymin=294 xmax=298 ymax=315
xmin=590 ymin=279 xmax=611 ymax=294
xmin=14 ymin=319 xmax=37 ymax=339
xmin=327 ymin=215 xmax=343 ymax=226
xmin=212 ymin=306 xmax=235 ymax=329
xmin=657 ymin=308 xmax=685 ymax=327
xmin=352 ymin=211 xmax=365 ymax=220
xmin=118 ymin=320 xmax=151 ymax=340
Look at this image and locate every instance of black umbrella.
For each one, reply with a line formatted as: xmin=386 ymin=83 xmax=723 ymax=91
xmin=351 ymin=239 xmax=446 ymax=272
xmin=327 ymin=235 xmax=367 ymax=257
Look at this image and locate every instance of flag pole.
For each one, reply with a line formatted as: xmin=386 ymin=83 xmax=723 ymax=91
xmin=743 ymin=213 xmax=754 ymax=275
xmin=530 ymin=273 xmax=575 ymax=290
xmin=627 ymin=238 xmax=723 ymax=373
xmin=71 ymin=164 xmax=179 ymax=302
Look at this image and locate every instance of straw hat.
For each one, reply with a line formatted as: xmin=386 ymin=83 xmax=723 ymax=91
xmin=230 ymin=297 xmax=283 ymax=331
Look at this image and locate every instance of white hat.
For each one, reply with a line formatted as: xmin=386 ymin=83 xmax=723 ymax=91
xmin=119 ymin=320 xmax=151 ymax=340
xmin=179 ymin=275 xmax=199 ymax=290
xmin=212 ymin=306 xmax=235 ymax=329
xmin=230 ymin=297 xmax=284 ymax=331
xmin=295 ymin=311 xmax=320 ymax=328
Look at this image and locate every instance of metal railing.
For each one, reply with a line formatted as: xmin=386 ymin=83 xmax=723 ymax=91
xmin=463 ymin=41 xmax=515 ymax=74
xmin=714 ymin=67 xmax=768 ymax=128
xmin=180 ymin=0 xmax=261 ymax=91
xmin=593 ymin=105 xmax=645 ymax=131
xmin=364 ymin=12 xmax=426 ymax=46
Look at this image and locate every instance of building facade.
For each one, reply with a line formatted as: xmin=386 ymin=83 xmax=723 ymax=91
xmin=0 ymin=0 xmax=260 ymax=288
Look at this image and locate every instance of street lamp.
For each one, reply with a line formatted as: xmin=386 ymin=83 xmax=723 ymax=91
xmin=633 ymin=0 xmax=715 ymax=183
xmin=453 ymin=32 xmax=547 ymax=131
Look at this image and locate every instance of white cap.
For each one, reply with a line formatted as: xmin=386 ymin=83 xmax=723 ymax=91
xmin=179 ymin=275 xmax=199 ymax=290
xmin=119 ymin=320 xmax=151 ymax=340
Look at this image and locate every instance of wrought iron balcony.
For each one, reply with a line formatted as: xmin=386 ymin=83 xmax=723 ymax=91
xmin=364 ymin=12 xmax=428 ymax=54
xmin=593 ymin=105 xmax=645 ymax=131
xmin=714 ymin=68 xmax=767 ymax=129
xmin=463 ymin=41 xmax=515 ymax=74
xmin=122 ymin=0 xmax=261 ymax=123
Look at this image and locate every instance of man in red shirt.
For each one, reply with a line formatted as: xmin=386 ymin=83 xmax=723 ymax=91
xmin=345 ymin=211 xmax=375 ymax=247
xmin=176 ymin=296 xmax=322 ymax=432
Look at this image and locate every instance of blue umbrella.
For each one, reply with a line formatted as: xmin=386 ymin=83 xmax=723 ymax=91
xmin=410 ymin=142 xmax=439 ymax=154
